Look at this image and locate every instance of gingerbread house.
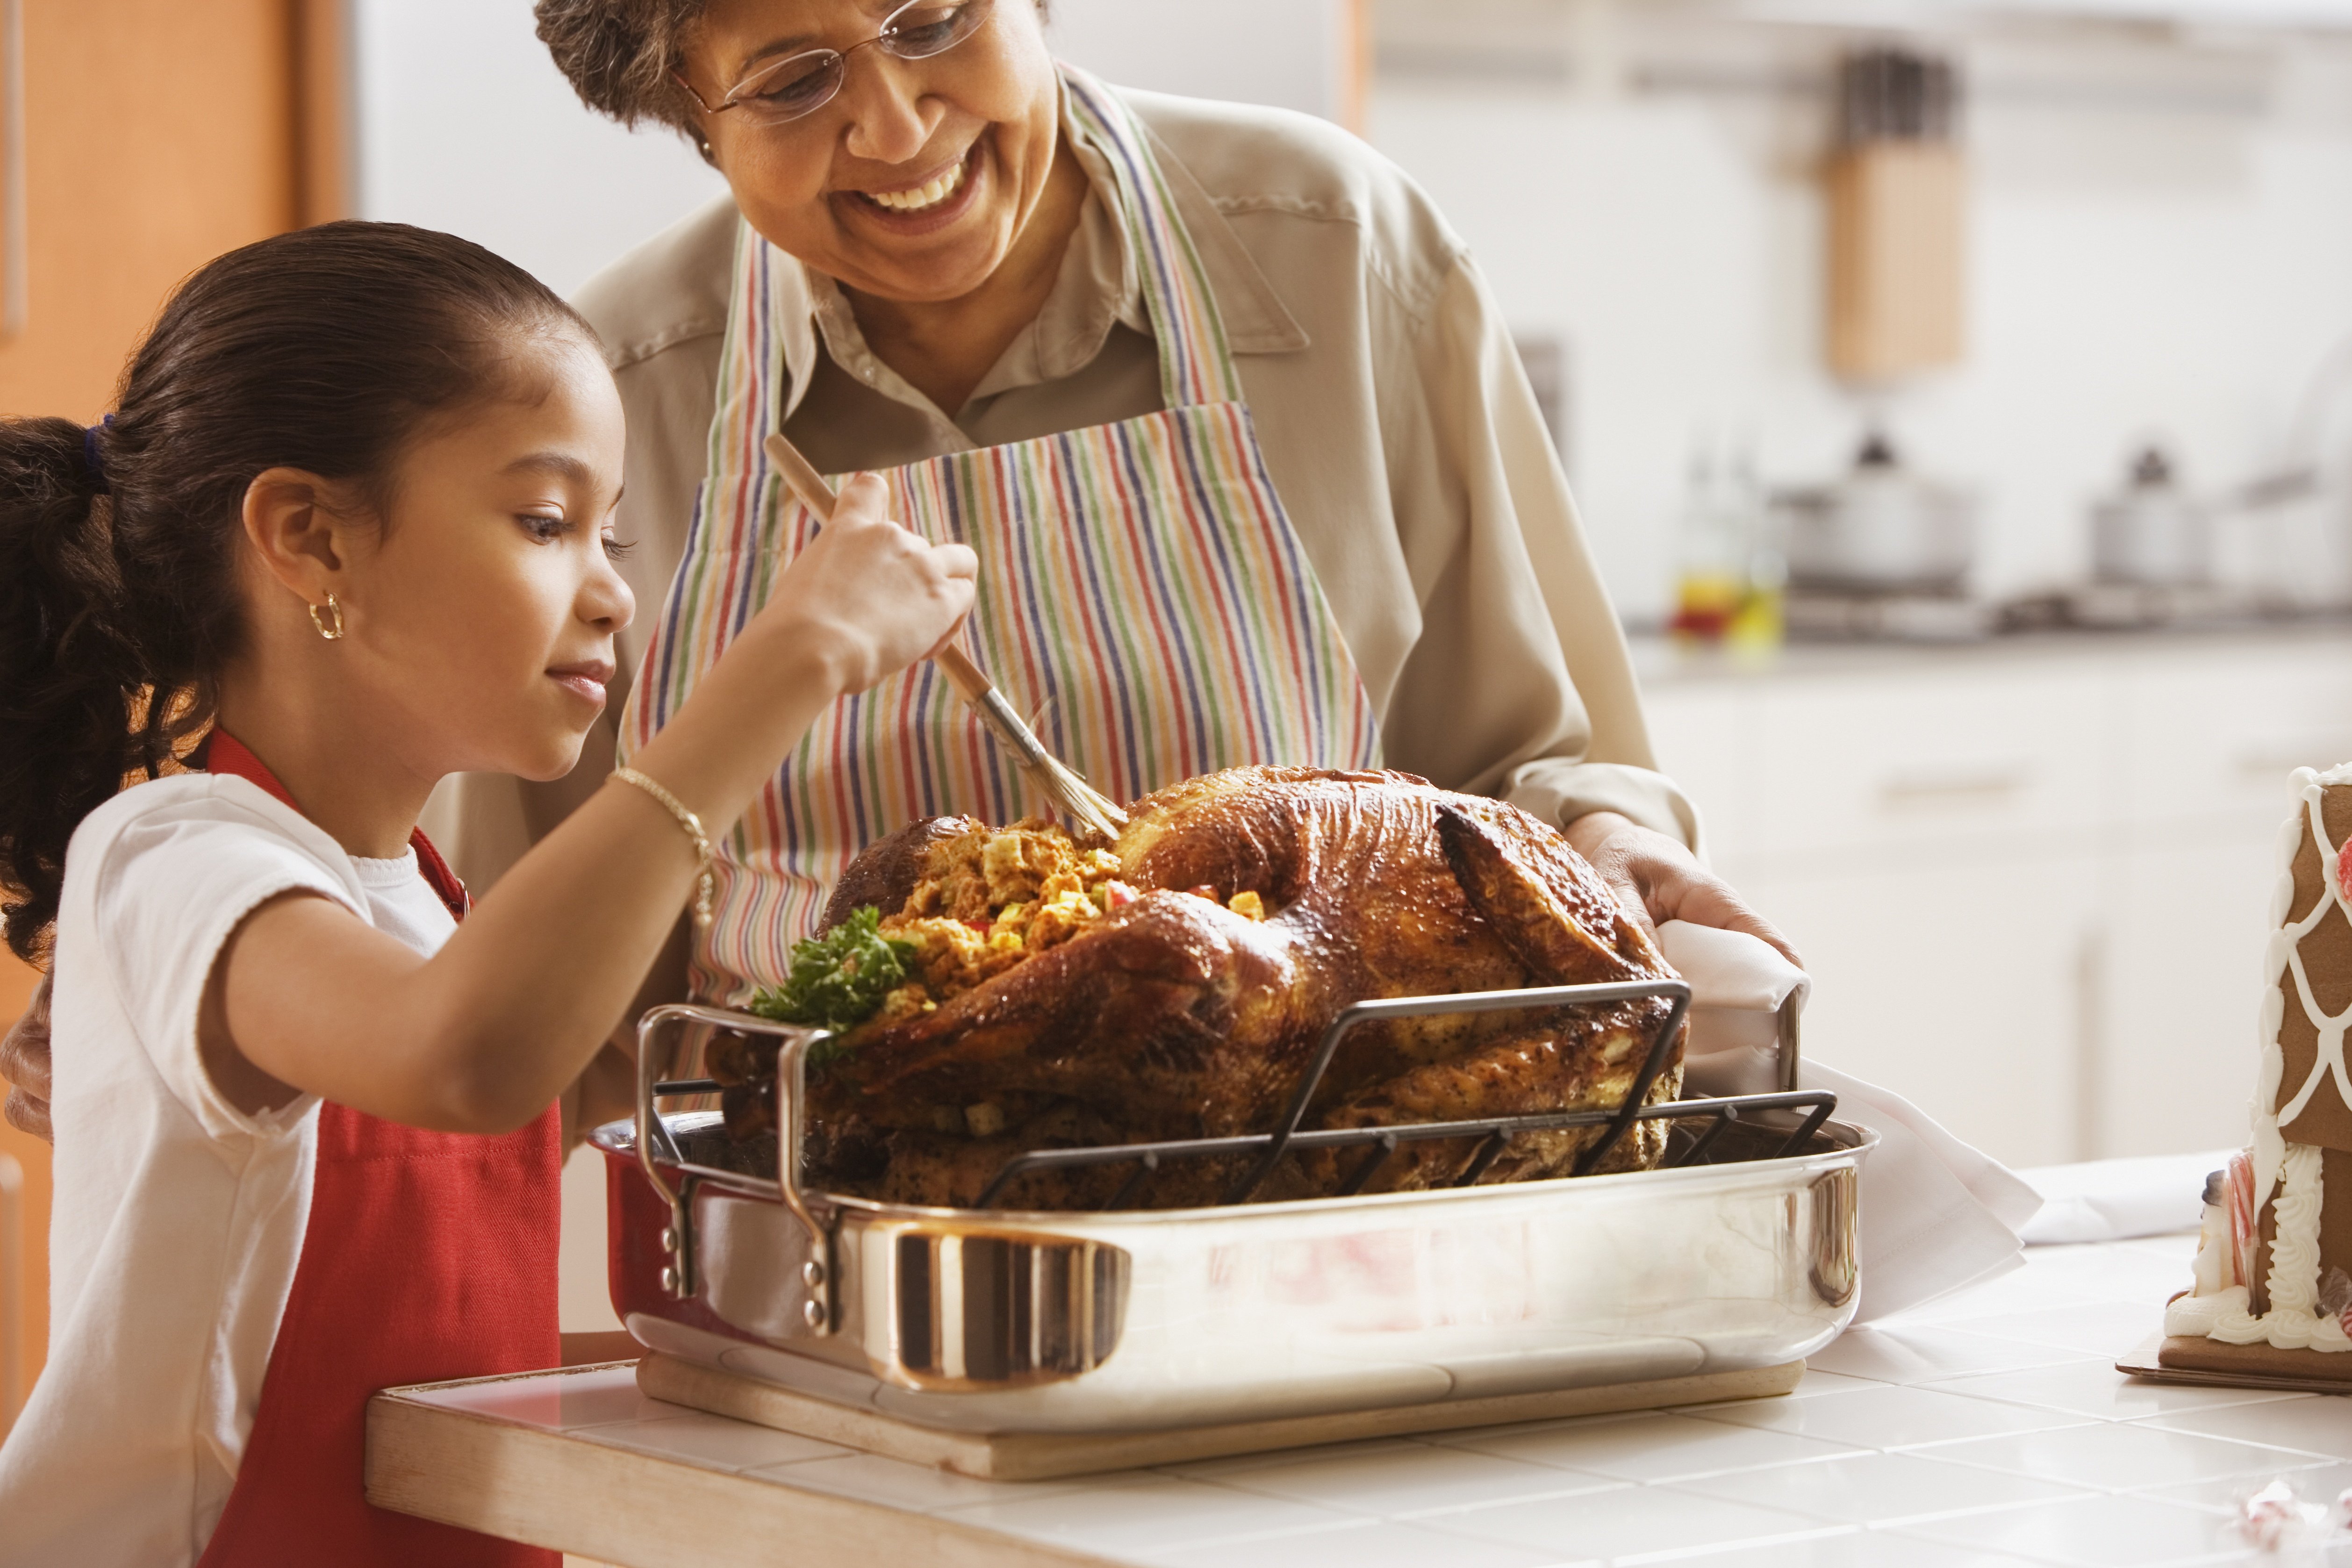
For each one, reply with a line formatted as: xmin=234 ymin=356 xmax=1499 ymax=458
xmin=2163 ymin=763 xmax=2352 ymax=1384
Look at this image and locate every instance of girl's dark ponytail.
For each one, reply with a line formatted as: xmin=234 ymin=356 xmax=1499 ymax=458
xmin=0 ymin=221 xmax=590 ymax=964
xmin=0 ymin=416 xmax=152 ymax=960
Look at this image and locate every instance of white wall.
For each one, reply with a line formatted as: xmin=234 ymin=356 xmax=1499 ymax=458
xmin=351 ymin=0 xmax=730 ymax=295
xmin=1370 ymin=9 xmax=2352 ymax=622
xmin=351 ymin=0 xmax=1353 ymax=297
xmin=1046 ymin=0 xmax=1357 ymax=120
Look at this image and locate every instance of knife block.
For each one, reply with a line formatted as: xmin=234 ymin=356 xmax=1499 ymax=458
xmin=1826 ymin=142 xmax=1966 ymax=381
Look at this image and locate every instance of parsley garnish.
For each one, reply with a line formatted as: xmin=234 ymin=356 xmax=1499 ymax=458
xmin=747 ymin=906 xmax=917 ymax=1054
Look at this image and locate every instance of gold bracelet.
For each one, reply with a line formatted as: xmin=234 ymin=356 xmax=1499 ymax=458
xmin=611 ymin=766 xmax=714 ymax=929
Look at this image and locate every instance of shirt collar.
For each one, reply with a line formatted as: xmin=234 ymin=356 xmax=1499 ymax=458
xmin=773 ymin=78 xmax=1306 ymax=429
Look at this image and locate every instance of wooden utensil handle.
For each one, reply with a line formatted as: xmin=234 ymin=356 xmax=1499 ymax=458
xmin=765 ymin=431 xmax=989 ymax=679
xmin=931 ymin=644 xmax=993 ymax=705
xmin=762 ymin=432 xmax=838 ymax=523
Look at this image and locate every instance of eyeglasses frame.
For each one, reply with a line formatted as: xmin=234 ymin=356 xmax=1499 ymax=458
xmin=673 ymin=0 xmax=999 ymax=126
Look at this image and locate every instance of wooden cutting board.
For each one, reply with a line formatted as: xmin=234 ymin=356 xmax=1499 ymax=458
xmin=635 ymin=1351 xmax=1805 ymax=1481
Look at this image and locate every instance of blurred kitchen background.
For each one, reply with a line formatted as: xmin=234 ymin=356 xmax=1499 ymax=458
xmin=7 ymin=0 xmax=2352 ymax=1429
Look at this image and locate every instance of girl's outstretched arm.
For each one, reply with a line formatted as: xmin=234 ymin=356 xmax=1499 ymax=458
xmin=208 ymin=475 xmax=975 ymax=1133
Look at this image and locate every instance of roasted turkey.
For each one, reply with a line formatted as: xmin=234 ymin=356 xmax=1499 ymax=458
xmin=710 ymin=766 xmax=1685 ymax=1209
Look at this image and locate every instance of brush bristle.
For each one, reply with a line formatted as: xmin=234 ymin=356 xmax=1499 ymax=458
xmin=1027 ymin=755 xmax=1125 ymax=840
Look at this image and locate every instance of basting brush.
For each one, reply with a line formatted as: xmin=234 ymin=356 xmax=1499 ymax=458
xmin=761 ymin=431 xmax=1129 ymax=842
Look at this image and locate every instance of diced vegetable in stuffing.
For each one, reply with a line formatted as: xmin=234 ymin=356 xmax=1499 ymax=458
xmin=770 ymin=826 xmax=1276 ymax=1047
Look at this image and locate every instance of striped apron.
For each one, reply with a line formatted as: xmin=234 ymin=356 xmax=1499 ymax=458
xmin=624 ymin=69 xmax=1379 ymax=1005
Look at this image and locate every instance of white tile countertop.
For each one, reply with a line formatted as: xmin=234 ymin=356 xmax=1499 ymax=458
xmin=374 ymin=1231 xmax=2352 ymax=1568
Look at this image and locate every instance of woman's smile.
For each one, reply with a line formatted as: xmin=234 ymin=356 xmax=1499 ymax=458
xmin=835 ymin=137 xmax=986 ymax=237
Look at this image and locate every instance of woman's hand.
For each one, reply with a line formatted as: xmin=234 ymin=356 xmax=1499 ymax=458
xmin=755 ymin=472 xmax=978 ymax=694
xmin=1564 ymin=811 xmax=1801 ymax=968
xmin=2 ymin=972 xmax=52 ymax=1141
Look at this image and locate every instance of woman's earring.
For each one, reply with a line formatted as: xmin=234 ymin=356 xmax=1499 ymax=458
xmin=310 ymin=594 xmax=345 ymax=642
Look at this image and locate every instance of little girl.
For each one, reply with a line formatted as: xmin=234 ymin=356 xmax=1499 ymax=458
xmin=0 ymin=222 xmax=975 ymax=1565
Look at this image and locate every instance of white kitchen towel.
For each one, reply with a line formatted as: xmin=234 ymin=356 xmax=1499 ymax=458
xmin=1661 ymin=920 xmax=1809 ymax=1096
xmin=2014 ymin=1149 xmax=2234 ymax=1245
xmin=1657 ymin=920 xmax=2044 ymax=1322
xmin=1806 ymin=1060 xmax=2044 ymax=1321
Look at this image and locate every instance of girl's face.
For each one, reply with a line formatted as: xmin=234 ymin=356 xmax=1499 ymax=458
xmin=683 ymin=0 xmax=1061 ymax=304
xmin=332 ymin=332 xmax=634 ymax=783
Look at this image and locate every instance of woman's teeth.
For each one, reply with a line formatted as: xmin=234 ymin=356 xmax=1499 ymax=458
xmin=866 ymin=158 xmax=968 ymax=213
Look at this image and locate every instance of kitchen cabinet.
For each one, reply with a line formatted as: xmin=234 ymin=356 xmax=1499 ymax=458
xmin=1736 ymin=854 xmax=2101 ymax=1170
xmin=1640 ymin=628 xmax=2352 ymax=1169
xmin=2093 ymin=827 xmax=2271 ymax=1159
xmin=1744 ymin=663 xmax=2108 ymax=864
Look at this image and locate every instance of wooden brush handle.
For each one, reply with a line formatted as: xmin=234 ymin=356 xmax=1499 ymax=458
xmin=931 ymin=644 xmax=994 ymax=706
xmin=759 ymin=435 xmax=1117 ymax=829
xmin=763 ymin=432 xmax=995 ymax=706
xmin=763 ymin=432 xmax=839 ymax=523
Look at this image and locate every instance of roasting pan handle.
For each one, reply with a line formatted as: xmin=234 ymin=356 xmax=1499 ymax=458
xmin=634 ymin=1004 xmax=839 ymax=1332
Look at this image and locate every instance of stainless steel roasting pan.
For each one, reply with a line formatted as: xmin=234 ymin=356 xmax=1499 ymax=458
xmin=593 ymin=983 xmax=1874 ymax=1435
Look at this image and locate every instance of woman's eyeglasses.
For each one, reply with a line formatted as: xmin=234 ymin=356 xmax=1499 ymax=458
xmin=676 ymin=0 xmax=998 ymax=128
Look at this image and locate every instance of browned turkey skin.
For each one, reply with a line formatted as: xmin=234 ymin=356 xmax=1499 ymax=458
xmin=711 ymin=766 xmax=1684 ymax=1209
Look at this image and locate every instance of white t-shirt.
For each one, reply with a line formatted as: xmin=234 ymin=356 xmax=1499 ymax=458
xmin=0 ymin=774 xmax=458 ymax=1568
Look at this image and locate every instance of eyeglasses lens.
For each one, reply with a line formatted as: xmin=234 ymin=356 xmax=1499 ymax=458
xmin=723 ymin=0 xmax=991 ymax=125
xmin=882 ymin=1 xmax=989 ymax=60
xmin=729 ymin=52 xmax=848 ymax=123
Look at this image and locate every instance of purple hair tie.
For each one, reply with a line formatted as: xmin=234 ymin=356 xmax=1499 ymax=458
xmin=83 ymin=413 xmax=111 ymax=491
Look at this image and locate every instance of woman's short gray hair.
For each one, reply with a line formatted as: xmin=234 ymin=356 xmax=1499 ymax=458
xmin=532 ymin=0 xmax=1049 ymax=138
xmin=533 ymin=0 xmax=712 ymax=136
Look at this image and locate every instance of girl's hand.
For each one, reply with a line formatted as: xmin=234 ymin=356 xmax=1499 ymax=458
xmin=756 ymin=473 xmax=978 ymax=695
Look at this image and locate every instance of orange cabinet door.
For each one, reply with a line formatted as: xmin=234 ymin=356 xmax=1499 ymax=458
xmin=0 ymin=0 xmax=343 ymax=1434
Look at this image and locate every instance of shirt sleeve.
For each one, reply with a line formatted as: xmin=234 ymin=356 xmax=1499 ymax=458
xmin=1377 ymin=255 xmax=1700 ymax=850
xmin=84 ymin=779 xmax=364 ymax=1140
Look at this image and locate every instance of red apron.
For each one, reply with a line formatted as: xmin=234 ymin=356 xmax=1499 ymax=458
xmin=194 ymin=732 xmax=560 ymax=1568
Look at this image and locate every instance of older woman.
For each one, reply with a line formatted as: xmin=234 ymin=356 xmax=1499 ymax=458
xmin=0 ymin=0 xmax=1787 ymax=1135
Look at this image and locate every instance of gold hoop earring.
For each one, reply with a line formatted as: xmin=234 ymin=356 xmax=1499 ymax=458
xmin=310 ymin=594 xmax=344 ymax=641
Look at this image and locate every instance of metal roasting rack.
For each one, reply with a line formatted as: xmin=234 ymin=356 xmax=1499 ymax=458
xmin=634 ymin=978 xmax=1837 ymax=1317
xmin=651 ymin=977 xmax=1833 ymax=1216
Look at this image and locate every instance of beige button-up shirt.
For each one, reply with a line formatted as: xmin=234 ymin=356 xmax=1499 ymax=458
xmin=430 ymin=85 xmax=1692 ymax=891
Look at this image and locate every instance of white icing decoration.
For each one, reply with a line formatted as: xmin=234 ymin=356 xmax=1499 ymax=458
xmin=2211 ymin=1305 xmax=2271 ymax=1343
xmin=2271 ymin=781 xmax=2352 ymax=1136
xmin=2316 ymin=761 xmax=2352 ymax=787
xmin=2167 ymin=1285 xmax=2247 ymax=1336
xmin=2189 ymin=1142 xmax=2352 ymax=1352
xmin=2262 ymin=1309 xmax=2322 ymax=1349
xmin=2268 ymin=1144 xmax=2327 ymax=1316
